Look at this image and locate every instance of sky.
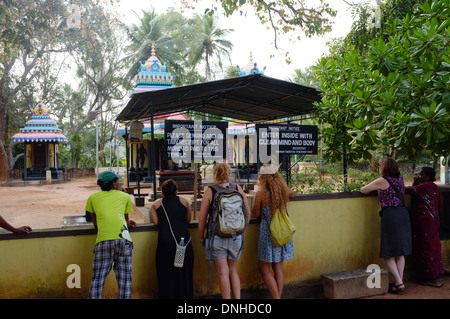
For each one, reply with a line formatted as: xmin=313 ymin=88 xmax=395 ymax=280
xmin=113 ymin=0 xmax=375 ymax=81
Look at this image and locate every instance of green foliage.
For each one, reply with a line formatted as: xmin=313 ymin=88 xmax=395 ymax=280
xmin=207 ymin=0 xmax=336 ymax=37
xmin=314 ymin=0 xmax=450 ymax=166
xmin=126 ymin=9 xmax=233 ymax=84
xmin=125 ymin=9 xmax=192 ymax=86
xmin=288 ymin=164 xmax=371 ymax=195
xmin=187 ymin=13 xmax=234 ymax=81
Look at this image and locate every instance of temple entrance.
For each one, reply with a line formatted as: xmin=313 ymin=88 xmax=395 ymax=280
xmin=34 ymin=144 xmax=46 ymax=169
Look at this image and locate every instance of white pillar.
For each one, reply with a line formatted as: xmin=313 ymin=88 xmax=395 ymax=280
xmin=441 ymin=156 xmax=450 ymax=184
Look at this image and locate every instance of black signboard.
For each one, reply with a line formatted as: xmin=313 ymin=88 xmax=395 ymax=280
xmin=165 ymin=120 xmax=228 ymax=162
xmin=256 ymin=123 xmax=318 ymax=155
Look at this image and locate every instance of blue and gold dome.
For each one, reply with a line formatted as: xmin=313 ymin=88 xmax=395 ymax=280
xmin=237 ymin=52 xmax=266 ymax=76
xmin=132 ymin=46 xmax=174 ymax=94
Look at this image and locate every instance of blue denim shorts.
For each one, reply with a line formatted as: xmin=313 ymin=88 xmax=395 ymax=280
xmin=205 ymin=234 xmax=243 ymax=260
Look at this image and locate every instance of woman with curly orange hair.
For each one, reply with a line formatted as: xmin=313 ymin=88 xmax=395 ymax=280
xmin=252 ymin=164 xmax=295 ymax=299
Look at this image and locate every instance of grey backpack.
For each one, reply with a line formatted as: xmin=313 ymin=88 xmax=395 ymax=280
xmin=206 ymin=183 xmax=248 ymax=286
xmin=208 ymin=183 xmax=248 ymax=238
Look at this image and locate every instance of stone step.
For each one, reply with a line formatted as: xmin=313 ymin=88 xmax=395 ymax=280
xmin=321 ymin=267 xmax=389 ymax=299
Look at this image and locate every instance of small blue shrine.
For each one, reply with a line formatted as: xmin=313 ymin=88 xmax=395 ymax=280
xmin=237 ymin=52 xmax=266 ymax=76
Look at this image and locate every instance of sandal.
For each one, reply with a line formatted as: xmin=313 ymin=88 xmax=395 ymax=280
xmin=388 ymin=282 xmax=395 ymax=293
xmin=418 ymin=280 xmax=443 ymax=288
xmin=393 ymin=283 xmax=405 ymax=294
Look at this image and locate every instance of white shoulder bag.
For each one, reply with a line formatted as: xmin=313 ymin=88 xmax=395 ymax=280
xmin=161 ymin=202 xmax=191 ymax=268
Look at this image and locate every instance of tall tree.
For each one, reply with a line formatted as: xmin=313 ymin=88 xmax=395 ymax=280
xmin=0 ymin=0 xmax=66 ymax=179
xmin=125 ymin=9 xmax=192 ymax=86
xmin=289 ymin=66 xmax=320 ymax=88
xmin=61 ymin=1 xmax=129 ymax=167
xmin=1 ymin=0 xmax=130 ymax=172
xmin=314 ymin=0 xmax=450 ymax=167
xmin=188 ymin=13 xmax=233 ymax=81
xmin=182 ymin=0 xmax=336 ymax=49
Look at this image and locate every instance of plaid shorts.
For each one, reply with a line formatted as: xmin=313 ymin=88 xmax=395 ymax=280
xmin=88 ymin=239 xmax=133 ymax=299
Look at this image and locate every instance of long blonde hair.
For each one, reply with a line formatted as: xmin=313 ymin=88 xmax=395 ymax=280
xmin=213 ymin=162 xmax=231 ymax=183
xmin=256 ymin=172 xmax=290 ymax=216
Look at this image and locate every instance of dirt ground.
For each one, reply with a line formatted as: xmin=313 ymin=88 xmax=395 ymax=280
xmin=0 ymin=177 xmax=148 ymax=229
xmin=364 ymin=274 xmax=450 ymax=299
xmin=0 ymin=177 xmax=449 ymax=299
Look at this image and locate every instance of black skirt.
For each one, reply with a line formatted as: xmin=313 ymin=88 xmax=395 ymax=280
xmin=379 ymin=206 xmax=412 ymax=258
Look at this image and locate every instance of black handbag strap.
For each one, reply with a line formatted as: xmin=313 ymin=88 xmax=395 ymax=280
xmin=384 ymin=177 xmax=405 ymax=205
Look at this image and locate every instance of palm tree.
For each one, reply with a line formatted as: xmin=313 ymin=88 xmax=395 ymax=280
xmin=188 ymin=13 xmax=233 ymax=81
xmin=125 ymin=9 xmax=189 ymax=86
xmin=289 ymin=66 xmax=320 ymax=88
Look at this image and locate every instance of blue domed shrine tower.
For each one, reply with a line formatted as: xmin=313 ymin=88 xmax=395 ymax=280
xmin=11 ymin=98 xmax=68 ymax=180
xmin=237 ymin=52 xmax=266 ymax=76
xmin=118 ymin=46 xmax=193 ymax=200
xmin=132 ymin=46 xmax=174 ymax=94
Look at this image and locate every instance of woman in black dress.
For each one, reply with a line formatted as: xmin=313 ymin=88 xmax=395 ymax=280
xmin=150 ymin=179 xmax=194 ymax=298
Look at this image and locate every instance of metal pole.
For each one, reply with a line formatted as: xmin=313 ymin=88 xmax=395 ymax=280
xmin=24 ymin=142 xmax=27 ymax=180
xmin=151 ymin=104 xmax=157 ymax=201
xmin=109 ymin=141 xmax=112 ymax=171
xmin=116 ymin=139 xmax=120 ymax=174
xmin=136 ymin=143 xmax=140 ymax=196
xmin=96 ymin=115 xmax=99 ymax=177
xmin=125 ymin=125 xmax=129 ymax=187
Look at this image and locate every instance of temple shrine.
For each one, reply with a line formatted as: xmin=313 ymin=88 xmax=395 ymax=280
xmin=117 ymin=49 xmax=270 ymax=202
xmin=117 ymin=46 xmax=195 ymax=198
xmin=237 ymin=52 xmax=266 ymax=76
xmin=11 ymin=98 xmax=68 ymax=180
xmin=132 ymin=45 xmax=174 ymax=94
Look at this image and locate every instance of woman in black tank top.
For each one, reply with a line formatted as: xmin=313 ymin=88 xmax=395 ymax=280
xmin=150 ymin=179 xmax=193 ymax=298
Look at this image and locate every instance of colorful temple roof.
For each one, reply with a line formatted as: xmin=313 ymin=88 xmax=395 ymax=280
xmin=116 ymin=47 xmax=181 ymax=138
xmin=11 ymin=99 xmax=68 ymax=143
xmin=237 ymin=52 xmax=266 ymax=76
xmin=132 ymin=46 xmax=174 ymax=94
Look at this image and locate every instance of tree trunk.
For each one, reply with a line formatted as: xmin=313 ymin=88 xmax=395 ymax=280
xmin=0 ymin=93 xmax=9 ymax=180
xmin=0 ymin=140 xmax=9 ymax=180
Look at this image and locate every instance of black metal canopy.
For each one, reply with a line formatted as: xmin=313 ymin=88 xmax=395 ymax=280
xmin=116 ymin=74 xmax=321 ymax=123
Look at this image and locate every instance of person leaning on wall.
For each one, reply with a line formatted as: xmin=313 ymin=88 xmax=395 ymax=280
xmin=360 ymin=157 xmax=412 ymax=294
xmin=405 ymin=167 xmax=444 ymax=288
xmin=85 ymin=171 xmax=136 ymax=299
xmin=198 ymin=162 xmax=251 ymax=299
xmin=150 ymin=178 xmax=194 ymax=299
xmin=252 ymin=163 xmax=296 ymax=299
xmin=0 ymin=216 xmax=32 ymax=234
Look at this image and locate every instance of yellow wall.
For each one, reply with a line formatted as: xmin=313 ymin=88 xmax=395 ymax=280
xmin=0 ymin=193 xmax=447 ymax=299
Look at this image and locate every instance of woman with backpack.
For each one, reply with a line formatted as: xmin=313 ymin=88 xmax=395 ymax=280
xmin=252 ymin=164 xmax=296 ymax=299
xmin=198 ymin=162 xmax=251 ymax=299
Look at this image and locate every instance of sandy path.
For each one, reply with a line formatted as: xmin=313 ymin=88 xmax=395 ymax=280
xmin=0 ymin=178 xmax=147 ymax=230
